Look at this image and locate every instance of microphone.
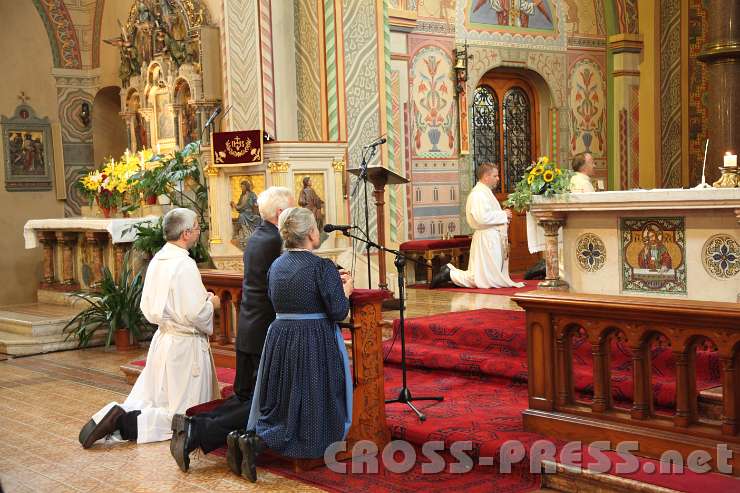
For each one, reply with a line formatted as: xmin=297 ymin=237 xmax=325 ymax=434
xmin=203 ymin=105 xmax=223 ymax=129
xmin=323 ymin=224 xmax=356 ymax=233
xmin=363 ymin=136 xmax=386 ymax=148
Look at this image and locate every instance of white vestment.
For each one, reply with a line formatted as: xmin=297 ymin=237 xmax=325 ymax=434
xmin=448 ymin=182 xmax=524 ymax=289
xmin=569 ymin=172 xmax=595 ymax=193
xmin=92 ymin=242 xmax=218 ymax=444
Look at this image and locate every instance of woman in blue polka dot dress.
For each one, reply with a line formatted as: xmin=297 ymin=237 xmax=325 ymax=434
xmin=232 ymin=207 xmax=354 ymax=482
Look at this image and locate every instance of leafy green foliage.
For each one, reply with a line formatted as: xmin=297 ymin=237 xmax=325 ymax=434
xmin=63 ymin=253 xmax=154 ymax=348
xmin=128 ymin=217 xmax=210 ymax=263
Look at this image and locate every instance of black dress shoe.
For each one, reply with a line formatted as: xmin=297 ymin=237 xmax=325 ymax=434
xmin=238 ymin=433 xmax=262 ymax=482
xmin=430 ymin=265 xmax=452 ymax=289
xmin=226 ymin=429 xmax=244 ymax=475
xmin=79 ymin=404 xmax=126 ymax=449
xmin=170 ymin=414 xmax=193 ymax=472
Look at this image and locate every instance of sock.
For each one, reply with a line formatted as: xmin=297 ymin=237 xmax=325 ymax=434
xmin=117 ymin=410 xmax=141 ymax=441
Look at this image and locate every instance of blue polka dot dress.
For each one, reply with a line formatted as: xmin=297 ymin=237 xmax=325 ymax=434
xmin=247 ymin=250 xmax=352 ymax=459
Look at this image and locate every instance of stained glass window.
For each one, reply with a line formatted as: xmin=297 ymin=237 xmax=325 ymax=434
xmin=502 ymin=87 xmax=532 ymax=191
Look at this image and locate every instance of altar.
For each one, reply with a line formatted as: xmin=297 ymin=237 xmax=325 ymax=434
xmin=529 ymin=188 xmax=740 ymax=302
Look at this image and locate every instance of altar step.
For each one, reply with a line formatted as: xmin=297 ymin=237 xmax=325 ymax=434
xmin=0 ymin=302 xmax=102 ymax=356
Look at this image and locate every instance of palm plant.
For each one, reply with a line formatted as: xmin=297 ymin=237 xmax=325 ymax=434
xmin=64 ymin=253 xmax=154 ymax=348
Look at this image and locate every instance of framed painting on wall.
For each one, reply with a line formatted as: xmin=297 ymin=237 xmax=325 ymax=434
xmin=2 ymin=104 xmax=54 ymax=191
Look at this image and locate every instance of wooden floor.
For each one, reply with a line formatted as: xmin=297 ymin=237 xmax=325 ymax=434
xmin=0 ymin=289 xmax=520 ymax=493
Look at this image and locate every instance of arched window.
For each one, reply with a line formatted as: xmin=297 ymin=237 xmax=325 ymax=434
xmin=502 ymin=87 xmax=532 ymax=191
xmin=472 ymin=86 xmax=500 ymax=177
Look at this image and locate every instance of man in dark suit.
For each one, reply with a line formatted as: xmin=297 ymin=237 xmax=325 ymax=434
xmin=170 ymin=186 xmax=294 ymax=472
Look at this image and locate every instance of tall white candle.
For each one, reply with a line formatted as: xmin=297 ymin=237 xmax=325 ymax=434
xmin=156 ymin=143 xmax=161 ymax=154
xmin=724 ymin=152 xmax=737 ymax=168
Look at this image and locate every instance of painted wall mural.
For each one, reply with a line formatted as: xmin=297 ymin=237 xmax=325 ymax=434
xmin=569 ymin=57 xmax=605 ymax=157
xmin=410 ymin=45 xmax=456 ymax=158
xmin=621 ymin=217 xmax=687 ymax=295
xmin=468 ymin=0 xmax=555 ymax=30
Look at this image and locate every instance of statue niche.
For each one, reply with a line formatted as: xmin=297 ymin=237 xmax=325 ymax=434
xmin=106 ymin=1 xmax=219 ymax=154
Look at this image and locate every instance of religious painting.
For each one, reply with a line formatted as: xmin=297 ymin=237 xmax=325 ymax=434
xmin=410 ymin=46 xmax=456 ymax=158
xmin=418 ymin=0 xmax=456 ymax=21
xmin=213 ymin=130 xmax=263 ymax=166
xmin=155 ymin=92 xmax=175 ymax=140
xmin=2 ymin=104 xmax=54 ymax=191
xmin=467 ymin=0 xmax=555 ymax=31
xmin=229 ymin=174 xmax=265 ymax=250
xmin=621 ymin=217 xmax=687 ymax=295
xmin=569 ymin=57 xmax=606 ymax=156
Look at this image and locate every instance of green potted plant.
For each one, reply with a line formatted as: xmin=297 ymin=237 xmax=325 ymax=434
xmin=128 ymin=217 xmax=210 ymax=264
xmin=64 ymin=253 xmax=153 ymax=351
xmin=504 ymin=156 xmax=573 ymax=212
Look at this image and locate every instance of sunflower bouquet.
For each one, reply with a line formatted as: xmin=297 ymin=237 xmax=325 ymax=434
xmin=503 ymin=156 xmax=573 ymax=212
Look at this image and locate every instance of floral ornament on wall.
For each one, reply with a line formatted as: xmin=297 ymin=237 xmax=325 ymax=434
xmin=701 ymin=234 xmax=739 ymax=280
xmin=576 ymin=233 xmax=606 ymax=272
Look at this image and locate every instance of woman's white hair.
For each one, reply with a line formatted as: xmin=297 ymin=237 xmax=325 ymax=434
xmin=278 ymin=207 xmax=317 ymax=248
xmin=257 ymin=186 xmax=293 ymax=221
xmin=163 ymin=208 xmax=198 ymax=241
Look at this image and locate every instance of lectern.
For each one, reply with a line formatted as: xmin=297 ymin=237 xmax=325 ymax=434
xmin=347 ymin=166 xmax=409 ymax=290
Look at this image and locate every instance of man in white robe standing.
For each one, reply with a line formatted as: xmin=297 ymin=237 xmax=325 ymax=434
xmin=431 ymin=163 xmax=524 ymax=289
xmin=78 ymin=207 xmax=220 ymax=448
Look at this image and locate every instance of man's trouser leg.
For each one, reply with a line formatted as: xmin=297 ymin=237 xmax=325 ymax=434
xmin=190 ymin=350 xmax=260 ymax=453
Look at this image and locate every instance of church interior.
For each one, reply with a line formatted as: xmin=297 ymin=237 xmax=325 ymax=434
xmin=0 ymin=0 xmax=739 ymax=491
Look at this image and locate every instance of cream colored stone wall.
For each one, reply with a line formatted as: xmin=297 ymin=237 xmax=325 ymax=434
xmin=0 ymin=1 xmax=65 ymax=304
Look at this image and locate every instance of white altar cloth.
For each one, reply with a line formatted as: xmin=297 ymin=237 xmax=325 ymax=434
xmin=24 ymin=216 xmax=158 ymax=249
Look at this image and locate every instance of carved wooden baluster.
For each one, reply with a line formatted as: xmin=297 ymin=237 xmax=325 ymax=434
xmin=85 ymin=232 xmax=107 ymax=288
xmin=555 ymin=333 xmax=569 ymax=406
xmin=721 ymin=356 xmax=737 ymax=435
xmin=220 ymin=291 xmax=231 ymax=346
xmin=231 ymin=288 xmax=241 ymax=344
xmin=591 ymin=338 xmax=608 ymax=413
xmin=38 ymin=231 xmax=57 ymax=287
xmin=631 ymin=343 xmax=650 ymax=420
xmin=674 ymin=350 xmax=692 ymax=427
xmin=56 ymin=232 xmax=79 ymax=289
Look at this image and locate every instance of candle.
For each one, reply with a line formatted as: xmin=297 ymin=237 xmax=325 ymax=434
xmin=156 ymin=143 xmax=161 ymax=154
xmin=124 ymin=148 xmax=130 ymax=157
xmin=724 ymin=152 xmax=737 ymax=168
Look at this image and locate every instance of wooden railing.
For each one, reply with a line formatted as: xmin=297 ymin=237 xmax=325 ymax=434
xmin=200 ymin=269 xmax=243 ymax=369
xmin=513 ymin=291 xmax=740 ymax=475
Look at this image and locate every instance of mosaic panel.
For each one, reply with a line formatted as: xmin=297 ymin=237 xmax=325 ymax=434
xmin=701 ymin=234 xmax=739 ymax=280
xmin=620 ymin=217 xmax=686 ymax=294
xmin=575 ymin=233 xmax=606 ymax=272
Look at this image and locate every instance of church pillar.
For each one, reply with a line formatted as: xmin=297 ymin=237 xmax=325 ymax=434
xmin=698 ymin=0 xmax=740 ymax=178
xmin=38 ymin=232 xmax=57 ymax=287
xmin=267 ymin=161 xmax=290 ymax=188
xmin=332 ymin=159 xmax=347 ymax=226
xmin=537 ymin=213 xmax=567 ymax=290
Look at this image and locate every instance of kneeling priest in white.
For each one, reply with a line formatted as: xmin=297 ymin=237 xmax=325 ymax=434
xmin=78 ymin=208 xmax=220 ymax=447
xmin=431 ymin=163 xmax=524 ymax=290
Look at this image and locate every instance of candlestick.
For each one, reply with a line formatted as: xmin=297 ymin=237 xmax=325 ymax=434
xmin=724 ymin=152 xmax=737 ymax=168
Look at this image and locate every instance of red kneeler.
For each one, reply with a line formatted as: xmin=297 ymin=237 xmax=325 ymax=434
xmin=399 ymin=236 xmax=471 ymax=286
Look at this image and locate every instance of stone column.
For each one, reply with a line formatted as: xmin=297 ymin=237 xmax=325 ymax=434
xmin=698 ymin=0 xmax=739 ymax=183
xmin=56 ymin=232 xmax=79 ymax=290
xmin=204 ymin=164 xmax=222 ymax=246
xmin=267 ymin=161 xmax=290 ymax=188
xmin=38 ymin=232 xmax=57 ymax=287
xmin=537 ymin=213 xmax=567 ymax=290
xmin=85 ymin=232 xmax=107 ymax=288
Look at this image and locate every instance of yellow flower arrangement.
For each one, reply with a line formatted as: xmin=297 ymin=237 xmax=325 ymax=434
xmin=504 ymin=155 xmax=573 ymax=212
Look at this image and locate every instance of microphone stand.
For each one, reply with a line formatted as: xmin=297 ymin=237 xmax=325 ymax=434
xmin=351 ymin=145 xmax=378 ymax=289
xmin=342 ymin=229 xmax=443 ymax=422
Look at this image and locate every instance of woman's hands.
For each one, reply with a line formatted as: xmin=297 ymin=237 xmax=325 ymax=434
xmin=339 ymin=269 xmax=354 ymax=299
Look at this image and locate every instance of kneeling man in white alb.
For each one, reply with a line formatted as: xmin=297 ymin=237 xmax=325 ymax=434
xmin=431 ymin=163 xmax=524 ymax=290
xmin=78 ymin=208 xmax=220 ymax=447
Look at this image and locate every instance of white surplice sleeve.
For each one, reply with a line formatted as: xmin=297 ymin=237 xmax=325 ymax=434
xmin=171 ymin=259 xmax=214 ymax=335
xmin=470 ymin=189 xmax=508 ymax=227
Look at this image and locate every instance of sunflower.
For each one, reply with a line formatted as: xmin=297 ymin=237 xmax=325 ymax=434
xmin=543 ymin=170 xmax=555 ymax=182
xmin=556 ymin=168 xmax=562 ymax=175
xmin=541 ymin=156 xmax=549 ymax=165
xmin=533 ymin=164 xmax=545 ymax=175
xmin=527 ymin=174 xmax=535 ymax=185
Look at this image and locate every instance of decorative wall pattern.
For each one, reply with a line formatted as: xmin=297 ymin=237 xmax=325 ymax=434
xmin=568 ymin=56 xmax=606 ymax=157
xmin=295 ymin=0 xmax=322 ymax=141
xmin=343 ymin=0 xmax=381 ymax=240
xmin=325 ymin=0 xmax=340 ymax=141
xmin=31 ymin=0 xmax=82 ymax=69
xmin=615 ymin=0 xmax=639 ymax=34
xmin=688 ymin=0 xmax=708 ymax=186
xmin=621 ymin=217 xmax=687 ymax=295
xmin=575 ymin=233 xmax=606 ymax=272
xmin=410 ymin=45 xmax=456 ymax=158
xmin=629 ymin=84 xmax=640 ymax=188
xmin=701 ymin=234 xmax=739 ymax=280
xmin=223 ymin=0 xmax=263 ymax=131
xmin=659 ymin=0 xmax=682 ymax=188
xmin=259 ymin=0 xmax=276 ymax=138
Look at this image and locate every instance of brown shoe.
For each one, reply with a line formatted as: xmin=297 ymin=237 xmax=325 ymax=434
xmin=79 ymin=405 xmax=125 ymax=449
xmin=170 ymin=414 xmax=192 ymax=472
